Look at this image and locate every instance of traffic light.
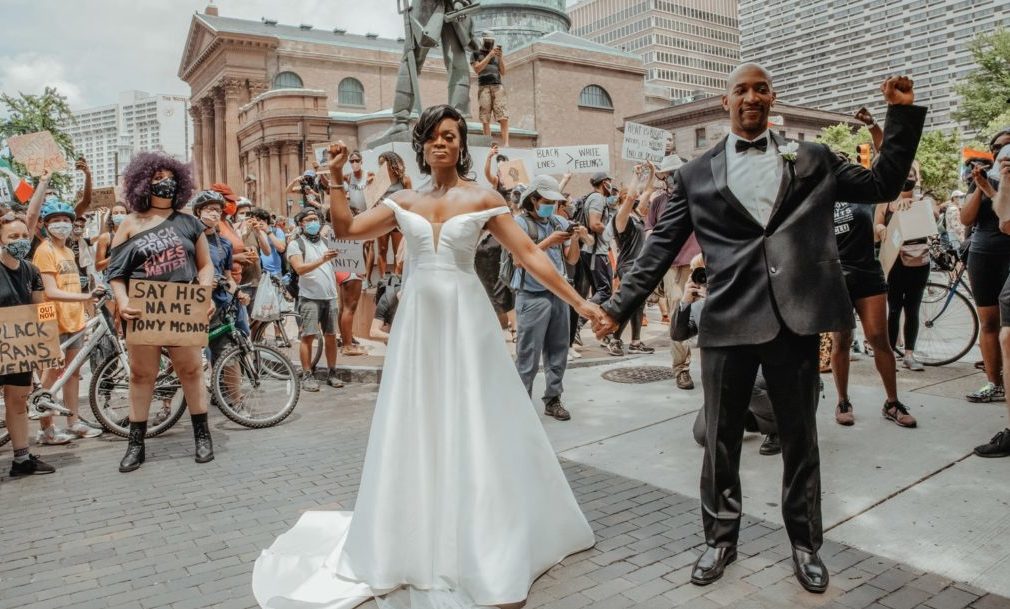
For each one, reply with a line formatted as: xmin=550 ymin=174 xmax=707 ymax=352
xmin=856 ymin=143 xmax=872 ymax=168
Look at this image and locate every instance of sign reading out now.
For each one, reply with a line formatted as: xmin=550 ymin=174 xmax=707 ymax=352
xmin=127 ymin=280 xmax=211 ymax=347
xmin=0 ymin=303 xmax=62 ymax=374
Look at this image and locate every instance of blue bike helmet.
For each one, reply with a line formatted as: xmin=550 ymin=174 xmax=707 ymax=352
xmin=39 ymin=200 xmax=77 ymax=222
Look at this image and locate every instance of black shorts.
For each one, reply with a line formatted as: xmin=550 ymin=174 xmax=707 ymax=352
xmin=0 ymin=372 xmax=33 ymax=387
xmin=843 ymin=264 xmax=888 ymax=302
xmin=967 ymin=251 xmax=1010 ymax=307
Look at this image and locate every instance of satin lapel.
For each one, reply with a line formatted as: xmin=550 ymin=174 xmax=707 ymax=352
xmin=768 ymin=132 xmax=796 ymax=224
xmin=710 ymin=139 xmax=762 ymax=227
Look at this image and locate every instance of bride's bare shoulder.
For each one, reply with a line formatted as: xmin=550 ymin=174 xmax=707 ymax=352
xmin=387 ymin=189 xmax=420 ymax=210
xmin=459 ymin=181 xmax=508 ymax=211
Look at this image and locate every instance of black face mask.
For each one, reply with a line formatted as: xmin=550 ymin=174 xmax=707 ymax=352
xmin=903 ymin=179 xmax=917 ymax=192
xmin=150 ymin=177 xmax=178 ymax=201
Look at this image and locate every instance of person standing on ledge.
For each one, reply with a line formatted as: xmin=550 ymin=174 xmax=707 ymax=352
xmin=593 ymin=64 xmax=926 ymax=594
xmin=471 ymin=30 xmax=509 ymax=146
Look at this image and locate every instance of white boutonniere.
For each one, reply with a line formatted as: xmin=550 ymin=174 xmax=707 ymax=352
xmin=779 ymin=141 xmax=799 ymax=162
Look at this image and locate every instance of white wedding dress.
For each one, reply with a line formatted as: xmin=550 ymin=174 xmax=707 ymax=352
xmin=253 ymin=199 xmax=596 ymax=609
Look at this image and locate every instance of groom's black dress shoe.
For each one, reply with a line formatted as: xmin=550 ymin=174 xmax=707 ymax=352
xmin=792 ymin=548 xmax=829 ymax=593
xmin=691 ymin=545 xmax=737 ymax=585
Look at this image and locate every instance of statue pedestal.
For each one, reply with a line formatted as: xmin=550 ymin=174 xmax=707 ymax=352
xmin=366 ymin=125 xmax=495 ymax=150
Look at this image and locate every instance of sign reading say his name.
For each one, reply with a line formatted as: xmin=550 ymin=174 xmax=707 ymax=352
xmin=326 ymin=239 xmax=365 ymax=274
xmin=127 ymin=280 xmax=211 ymax=347
xmin=621 ymin=121 xmax=672 ymax=163
xmin=7 ymin=131 xmax=68 ymax=177
xmin=532 ymin=145 xmax=609 ymax=174
xmin=0 ymin=303 xmax=62 ymax=375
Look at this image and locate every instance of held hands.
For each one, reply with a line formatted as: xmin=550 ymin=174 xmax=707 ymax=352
xmin=591 ymin=308 xmax=619 ymax=339
xmin=881 ymin=76 xmax=914 ymax=106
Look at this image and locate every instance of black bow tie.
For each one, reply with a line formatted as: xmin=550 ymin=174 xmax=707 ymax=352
xmin=735 ymin=137 xmax=768 ymax=154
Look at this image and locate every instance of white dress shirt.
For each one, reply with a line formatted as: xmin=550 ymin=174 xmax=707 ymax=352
xmin=725 ymin=130 xmax=784 ymax=227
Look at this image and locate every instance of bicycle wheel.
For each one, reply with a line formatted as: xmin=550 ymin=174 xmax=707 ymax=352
xmin=89 ymin=352 xmax=188 ymax=438
xmin=915 ymin=282 xmax=979 ymax=366
xmin=253 ymin=312 xmax=322 ymax=372
xmin=0 ymin=397 xmax=8 ymax=447
xmin=212 ymin=343 xmax=300 ymax=428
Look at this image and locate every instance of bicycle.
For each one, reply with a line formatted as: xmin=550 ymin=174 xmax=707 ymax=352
xmin=913 ymin=239 xmax=979 ymax=366
xmin=251 ymin=276 xmax=322 ymax=371
xmin=90 ymin=286 xmax=300 ymax=435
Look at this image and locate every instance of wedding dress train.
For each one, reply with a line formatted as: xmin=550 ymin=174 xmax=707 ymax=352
xmin=252 ymin=199 xmax=595 ymax=609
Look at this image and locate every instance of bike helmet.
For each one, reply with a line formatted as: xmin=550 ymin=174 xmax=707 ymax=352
xmin=190 ymin=190 xmax=226 ymax=214
xmin=39 ymin=200 xmax=76 ymax=222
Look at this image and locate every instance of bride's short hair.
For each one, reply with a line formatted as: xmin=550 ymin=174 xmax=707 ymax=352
xmin=412 ymin=105 xmax=474 ymax=180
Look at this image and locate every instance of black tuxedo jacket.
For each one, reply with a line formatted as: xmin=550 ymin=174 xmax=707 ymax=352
xmin=603 ymin=104 xmax=927 ymax=348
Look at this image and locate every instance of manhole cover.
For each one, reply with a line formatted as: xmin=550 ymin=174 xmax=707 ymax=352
xmin=601 ymin=366 xmax=676 ymax=384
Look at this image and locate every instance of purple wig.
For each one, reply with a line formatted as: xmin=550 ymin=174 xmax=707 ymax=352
xmin=121 ymin=151 xmax=195 ymax=212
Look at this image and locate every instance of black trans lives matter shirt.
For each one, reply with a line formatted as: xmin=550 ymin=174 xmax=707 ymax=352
xmin=106 ymin=212 xmax=205 ymax=284
xmin=833 ymin=201 xmax=877 ymax=271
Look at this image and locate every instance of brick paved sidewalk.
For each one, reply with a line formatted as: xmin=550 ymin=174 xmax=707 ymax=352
xmin=1 ymin=383 xmax=1006 ymax=609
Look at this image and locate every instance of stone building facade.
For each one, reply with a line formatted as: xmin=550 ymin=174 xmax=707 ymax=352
xmin=178 ymin=4 xmax=659 ymax=214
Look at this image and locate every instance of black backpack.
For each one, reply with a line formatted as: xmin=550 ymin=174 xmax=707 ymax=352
xmin=499 ymin=213 xmax=561 ymax=286
xmin=283 ymin=236 xmax=308 ymax=300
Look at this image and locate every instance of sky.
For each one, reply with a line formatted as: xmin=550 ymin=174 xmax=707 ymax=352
xmin=0 ymin=0 xmax=580 ymax=110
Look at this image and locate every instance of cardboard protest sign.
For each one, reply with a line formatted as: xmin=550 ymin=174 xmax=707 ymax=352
xmin=90 ymin=186 xmax=118 ymax=210
xmin=0 ymin=303 xmax=62 ymax=375
xmin=126 ymin=280 xmax=211 ymax=347
xmin=364 ymin=168 xmax=392 ymax=208
xmin=7 ymin=131 xmax=68 ymax=177
xmin=327 ymin=239 xmax=365 ymax=274
xmin=532 ymin=145 xmax=609 ymax=174
xmin=880 ymin=222 xmax=903 ymax=277
xmin=0 ymin=176 xmax=12 ymax=204
xmin=621 ymin=122 xmax=671 ymax=163
xmin=498 ymin=159 xmax=529 ymax=190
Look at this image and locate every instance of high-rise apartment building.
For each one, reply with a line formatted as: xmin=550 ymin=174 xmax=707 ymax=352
xmin=64 ymin=91 xmax=191 ymax=189
xmin=569 ymin=0 xmax=740 ymax=102
xmin=740 ymin=1 xmax=1010 ymax=132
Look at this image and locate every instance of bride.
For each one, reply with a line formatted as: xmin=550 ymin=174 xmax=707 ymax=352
xmin=252 ymin=105 xmax=602 ymax=609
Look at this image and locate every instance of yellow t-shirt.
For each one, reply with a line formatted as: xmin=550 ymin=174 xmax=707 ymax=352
xmin=32 ymin=240 xmax=85 ymax=334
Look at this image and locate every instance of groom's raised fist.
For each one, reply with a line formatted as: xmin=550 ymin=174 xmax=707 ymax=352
xmin=881 ymin=76 xmax=914 ymax=106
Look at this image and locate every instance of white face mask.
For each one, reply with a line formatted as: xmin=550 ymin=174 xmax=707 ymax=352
xmin=48 ymin=221 xmax=73 ymax=239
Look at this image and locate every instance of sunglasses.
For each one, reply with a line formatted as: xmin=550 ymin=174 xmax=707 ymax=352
xmin=350 ymin=159 xmax=362 ymax=164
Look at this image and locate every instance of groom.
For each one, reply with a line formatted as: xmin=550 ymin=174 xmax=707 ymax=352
xmin=593 ymin=64 xmax=925 ymax=592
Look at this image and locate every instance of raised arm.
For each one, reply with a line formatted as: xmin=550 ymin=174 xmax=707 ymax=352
xmin=834 ymin=78 xmax=926 ymax=204
xmin=326 ymin=142 xmax=398 ymax=240
xmin=74 ymin=157 xmax=93 ymax=218
xmin=484 ymin=145 xmax=500 ymax=189
xmin=25 ymin=169 xmax=51 ymax=236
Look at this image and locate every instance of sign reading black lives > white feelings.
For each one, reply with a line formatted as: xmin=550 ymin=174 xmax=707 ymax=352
xmin=621 ymin=121 xmax=672 ymax=163
xmin=327 ymin=239 xmax=366 ymax=274
xmin=531 ymin=145 xmax=609 ymax=174
xmin=0 ymin=302 xmax=62 ymax=374
xmin=127 ymin=280 xmax=211 ymax=347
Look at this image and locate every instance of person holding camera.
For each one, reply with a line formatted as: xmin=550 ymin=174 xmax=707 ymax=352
xmin=511 ymin=175 xmax=588 ymax=421
xmin=675 ymin=255 xmax=782 ymax=456
xmin=963 ymin=128 xmax=1010 ymax=404
xmin=471 ymin=30 xmax=509 ymax=146
xmin=287 ymin=169 xmax=323 ymax=212
xmin=612 ymin=162 xmax=658 ymax=355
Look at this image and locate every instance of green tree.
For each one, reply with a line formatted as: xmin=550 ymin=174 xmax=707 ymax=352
xmin=816 ymin=123 xmax=872 ymax=158
xmin=915 ymin=130 xmax=961 ymax=200
xmin=953 ymin=28 xmax=1010 ymax=131
xmin=0 ymin=86 xmax=77 ymax=195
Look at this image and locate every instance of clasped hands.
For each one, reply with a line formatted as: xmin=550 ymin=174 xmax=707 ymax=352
xmin=575 ymin=301 xmax=618 ymax=338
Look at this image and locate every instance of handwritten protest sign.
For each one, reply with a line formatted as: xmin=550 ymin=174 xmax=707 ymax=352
xmin=498 ymin=159 xmax=530 ymax=190
xmin=364 ymin=168 xmax=392 ymax=208
xmin=7 ymin=131 xmax=68 ymax=177
xmin=327 ymin=239 xmax=365 ymax=274
xmin=90 ymin=186 xmax=118 ymax=210
xmin=532 ymin=145 xmax=609 ymax=174
xmin=621 ymin=122 xmax=671 ymax=163
xmin=126 ymin=280 xmax=211 ymax=347
xmin=0 ymin=303 xmax=62 ymax=375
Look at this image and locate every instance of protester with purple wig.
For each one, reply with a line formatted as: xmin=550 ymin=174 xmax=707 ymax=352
xmin=104 ymin=152 xmax=216 ymax=473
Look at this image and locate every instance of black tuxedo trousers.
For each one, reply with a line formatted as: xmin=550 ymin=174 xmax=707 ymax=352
xmin=700 ymin=328 xmax=821 ymax=552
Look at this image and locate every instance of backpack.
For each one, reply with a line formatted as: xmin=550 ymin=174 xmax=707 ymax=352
xmin=374 ymin=273 xmax=402 ymax=306
xmin=499 ymin=213 xmax=562 ymax=286
xmin=283 ymin=236 xmax=307 ymax=300
xmin=571 ymin=193 xmax=609 ymax=255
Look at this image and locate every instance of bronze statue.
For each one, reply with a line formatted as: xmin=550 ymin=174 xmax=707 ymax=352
xmin=368 ymin=0 xmax=481 ymax=147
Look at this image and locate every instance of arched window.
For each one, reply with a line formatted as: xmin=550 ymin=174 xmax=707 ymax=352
xmin=579 ymin=85 xmax=614 ymax=110
xmin=338 ymin=78 xmax=365 ymax=107
xmin=272 ymin=71 xmax=304 ymax=89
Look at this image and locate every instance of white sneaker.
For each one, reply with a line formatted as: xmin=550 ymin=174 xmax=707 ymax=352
xmin=568 ymin=348 xmax=582 ymax=361
xmin=37 ymin=426 xmax=74 ymax=445
xmin=68 ymin=421 xmax=102 ymax=438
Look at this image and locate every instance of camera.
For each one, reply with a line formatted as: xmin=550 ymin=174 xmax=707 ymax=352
xmin=690 ymin=267 xmax=707 ymax=286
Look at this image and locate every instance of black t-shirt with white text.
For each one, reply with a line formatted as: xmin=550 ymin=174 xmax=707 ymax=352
xmin=834 ymin=202 xmax=876 ymax=270
xmin=105 ymin=212 xmax=205 ymax=284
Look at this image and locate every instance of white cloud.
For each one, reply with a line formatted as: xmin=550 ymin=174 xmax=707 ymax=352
xmin=0 ymin=53 xmax=85 ymax=106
